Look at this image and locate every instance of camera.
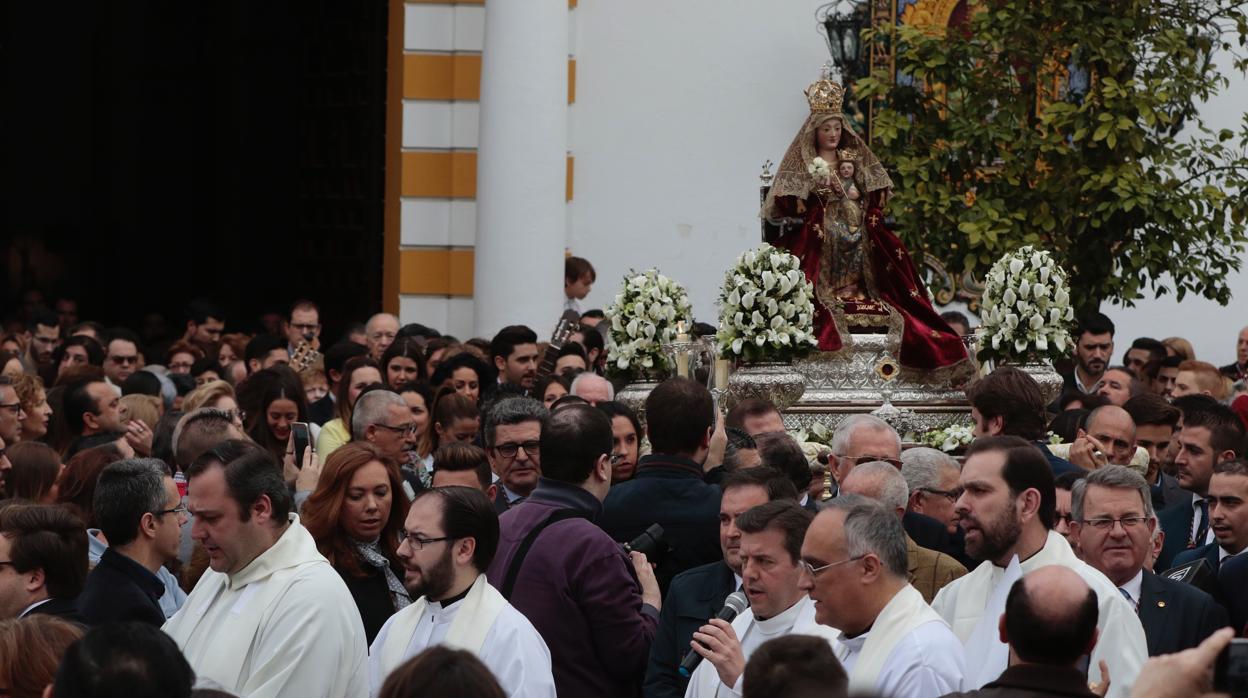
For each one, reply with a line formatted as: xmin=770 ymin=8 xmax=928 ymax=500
xmin=623 ymin=524 xmax=665 ymax=558
xmin=1216 ymin=638 xmax=1248 ymax=696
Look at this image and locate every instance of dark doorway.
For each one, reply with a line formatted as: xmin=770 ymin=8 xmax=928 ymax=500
xmin=2 ymin=0 xmax=389 ymax=345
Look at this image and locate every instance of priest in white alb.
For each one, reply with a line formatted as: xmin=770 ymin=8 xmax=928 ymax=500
xmin=932 ymin=436 xmax=1147 ymax=698
xmin=684 ymin=500 xmax=840 ymax=698
xmin=801 ymin=495 xmax=966 ymax=697
xmin=163 ymin=442 xmax=368 ymax=698
xmin=369 ymin=487 xmax=555 ymax=698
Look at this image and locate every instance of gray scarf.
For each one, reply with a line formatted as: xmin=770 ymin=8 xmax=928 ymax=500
xmin=354 ymin=538 xmax=412 ymax=610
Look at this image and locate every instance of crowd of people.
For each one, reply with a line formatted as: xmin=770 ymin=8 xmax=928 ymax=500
xmin=0 ymin=273 xmax=1246 ymax=698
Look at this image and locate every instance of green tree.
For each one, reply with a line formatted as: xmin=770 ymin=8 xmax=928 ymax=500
xmin=857 ymin=0 xmax=1248 ymax=314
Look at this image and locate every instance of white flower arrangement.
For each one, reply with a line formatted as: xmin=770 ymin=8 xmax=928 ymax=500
xmin=715 ymin=245 xmax=819 ymax=363
xmin=977 ymin=245 xmax=1075 ymax=365
xmin=807 ymin=157 xmax=832 ymax=180
xmin=788 ymin=422 xmax=833 ymax=467
xmin=920 ymin=424 xmax=975 ymax=453
xmin=605 ymin=269 xmax=694 ymax=377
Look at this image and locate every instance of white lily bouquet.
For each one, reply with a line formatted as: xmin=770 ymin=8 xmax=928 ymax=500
xmin=977 ymin=245 xmax=1075 ymax=365
xmin=920 ymin=423 xmax=975 ymax=453
xmin=605 ymin=269 xmax=694 ymax=377
xmin=715 ymin=245 xmax=819 ymax=363
xmin=807 ymin=157 xmax=832 ymax=180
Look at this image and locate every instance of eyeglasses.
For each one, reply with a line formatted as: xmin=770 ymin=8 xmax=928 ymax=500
xmin=919 ymin=486 xmax=962 ymax=503
xmin=156 ymin=505 xmax=188 ymax=518
xmin=397 ymin=532 xmax=452 ymax=550
xmin=223 ymin=409 xmax=247 ymax=424
xmin=798 ymin=555 xmax=864 ymax=578
xmin=494 ymin=441 xmax=540 ymax=459
xmin=374 ymin=422 xmax=419 ymax=437
xmin=1055 ymin=512 xmax=1074 ymax=526
xmin=109 ymin=355 xmax=138 ymax=365
xmin=845 ymin=455 xmax=903 ymax=469
xmin=0 ymin=402 xmax=20 ymax=414
xmin=1081 ymin=516 xmax=1150 ymax=531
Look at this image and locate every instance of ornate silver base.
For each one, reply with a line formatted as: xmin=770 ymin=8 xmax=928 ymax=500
xmin=615 ymin=379 xmax=661 ymax=427
xmin=724 ymin=361 xmax=806 ymax=411
xmin=782 ymin=333 xmax=972 ymax=437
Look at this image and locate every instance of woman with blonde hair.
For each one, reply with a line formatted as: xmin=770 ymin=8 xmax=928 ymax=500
xmin=302 ymin=442 xmax=410 ymax=643
xmin=10 ymin=372 xmax=52 ymax=442
xmin=120 ymin=394 xmax=162 ymax=431
xmin=1162 ymin=336 xmax=1196 ymax=361
xmin=181 ymin=379 xmax=241 ymax=425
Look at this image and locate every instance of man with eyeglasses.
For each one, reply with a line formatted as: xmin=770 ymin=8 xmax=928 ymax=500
xmin=0 ymin=503 xmax=87 ymax=622
xmin=103 ymin=328 xmax=142 ymax=385
xmin=684 ymin=499 xmax=838 ymax=698
xmin=370 ymin=486 xmax=555 ymax=697
xmin=483 ymin=397 xmax=547 ymax=513
xmin=78 ymin=458 xmax=190 ymax=626
xmin=800 ymin=495 xmax=965 ymax=697
xmin=931 ymin=436 xmax=1146 ymax=696
xmin=1070 ymin=466 xmax=1227 ymax=657
xmin=354 ymin=391 xmax=421 ymax=485
xmin=0 ymin=376 xmax=26 ymax=450
xmin=283 ymin=299 xmax=322 ymax=354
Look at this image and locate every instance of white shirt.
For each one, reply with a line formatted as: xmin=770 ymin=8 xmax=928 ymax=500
xmin=684 ymin=595 xmax=839 ymax=698
xmin=932 ymin=531 xmax=1147 ymax=698
xmin=368 ymin=593 xmax=555 ymax=698
xmin=1220 ymin=546 xmax=1247 ymax=562
xmin=1119 ymin=570 xmax=1143 ymax=612
xmin=163 ymin=516 xmax=368 ymax=698
xmin=836 ymin=619 xmax=965 ymax=698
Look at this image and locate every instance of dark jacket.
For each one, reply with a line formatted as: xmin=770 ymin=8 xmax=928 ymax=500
xmin=600 ymin=453 xmax=722 ymax=593
xmin=1150 ymin=472 xmax=1188 ymax=512
xmin=21 ymin=596 xmax=83 ymax=624
xmin=487 ymin=478 xmax=659 ymax=698
xmin=1034 ymin=442 xmax=1081 ymax=478
xmin=1218 ymin=551 xmax=1248 ymax=634
xmin=1137 ymin=570 xmax=1229 ymax=656
xmin=643 ymin=561 xmax=735 ymax=698
xmin=903 ymin=510 xmax=973 ymax=569
xmin=1171 ymin=542 xmax=1222 ymax=575
xmin=338 ymin=560 xmax=403 ymax=645
xmin=77 ymin=548 xmax=165 ymax=627
xmin=1156 ymin=500 xmax=1200 ymax=572
xmin=942 ymin=663 xmax=1097 ymax=698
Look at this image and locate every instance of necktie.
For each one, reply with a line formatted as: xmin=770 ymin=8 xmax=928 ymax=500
xmin=1193 ymin=499 xmax=1209 ymax=548
xmin=1118 ymin=587 xmax=1138 ymax=613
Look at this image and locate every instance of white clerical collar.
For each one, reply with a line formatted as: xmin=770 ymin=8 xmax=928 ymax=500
xmin=1120 ymin=570 xmax=1143 ymax=606
xmin=18 ymin=598 xmax=52 ymax=618
xmin=753 ymin=596 xmax=806 ymax=636
xmin=837 ymin=627 xmax=869 ymax=653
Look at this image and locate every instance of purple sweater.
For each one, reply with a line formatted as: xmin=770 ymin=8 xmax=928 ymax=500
xmin=486 ymin=478 xmax=659 ymax=698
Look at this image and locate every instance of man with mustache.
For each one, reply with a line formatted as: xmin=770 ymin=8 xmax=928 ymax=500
xmin=931 ymin=436 xmax=1147 ymax=697
xmin=1070 ymin=466 xmax=1227 ymax=657
xmin=1172 ymin=458 xmax=1248 ymax=572
xmin=1063 ymin=313 xmax=1115 ymax=397
xmin=369 ymin=486 xmax=554 ymax=697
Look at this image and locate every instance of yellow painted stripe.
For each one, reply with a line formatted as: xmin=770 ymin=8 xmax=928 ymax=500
xmin=405 ymin=0 xmax=483 ymax=5
xmin=403 ymin=53 xmax=481 ymax=101
xmin=568 ymin=59 xmax=576 ymax=103
xmin=399 ymin=249 xmax=475 ymax=296
xmin=566 ymin=155 xmax=574 ymax=201
xmin=401 ymin=151 xmax=478 ymax=198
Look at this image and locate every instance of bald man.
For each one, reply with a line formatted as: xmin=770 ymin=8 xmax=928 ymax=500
xmin=841 ymin=462 xmax=965 ymax=603
xmin=569 ymin=372 xmax=613 ymax=406
xmin=364 ymin=313 xmax=399 ymax=361
xmin=944 ymin=565 xmax=1100 ymax=697
xmin=1053 ymin=405 xmax=1149 ymax=473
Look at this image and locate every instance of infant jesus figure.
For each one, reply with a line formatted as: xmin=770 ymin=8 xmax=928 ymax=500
xmin=835 ymin=151 xmax=864 ymax=231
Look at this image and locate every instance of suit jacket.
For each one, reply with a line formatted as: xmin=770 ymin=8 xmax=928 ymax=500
xmin=642 ymin=561 xmax=736 ymax=698
xmin=1035 ymin=442 xmax=1081 ymax=478
xmin=906 ymin=535 xmax=967 ymax=604
xmin=1218 ymin=551 xmax=1248 ymax=635
xmin=1137 ymin=570 xmax=1229 ymax=656
xmin=943 ymin=663 xmax=1097 ymax=698
xmin=21 ymin=596 xmax=83 ymax=624
xmin=903 ymin=510 xmax=973 ymax=568
xmin=77 ymin=548 xmax=166 ymax=627
xmin=1150 ymin=472 xmax=1188 ymax=513
xmin=1155 ymin=500 xmax=1197 ymax=572
xmin=493 ymin=490 xmax=512 ymax=515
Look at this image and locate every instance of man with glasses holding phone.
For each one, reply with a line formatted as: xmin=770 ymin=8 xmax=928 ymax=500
xmin=800 ymin=495 xmax=965 ymax=697
xmin=1070 ymin=466 xmax=1228 ymax=657
xmin=78 ymin=458 xmax=190 ymax=627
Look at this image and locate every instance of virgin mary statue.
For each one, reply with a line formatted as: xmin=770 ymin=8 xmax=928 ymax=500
xmin=763 ymin=72 xmax=969 ymax=375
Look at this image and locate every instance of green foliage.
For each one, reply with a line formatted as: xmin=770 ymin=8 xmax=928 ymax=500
xmin=858 ymin=0 xmax=1248 ymax=313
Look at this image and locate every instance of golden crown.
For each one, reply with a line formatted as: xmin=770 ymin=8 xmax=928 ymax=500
xmin=805 ymin=77 xmax=844 ymax=115
xmin=837 ymin=149 xmax=859 ymax=162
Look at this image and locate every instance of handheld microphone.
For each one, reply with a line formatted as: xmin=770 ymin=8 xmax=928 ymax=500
xmin=1162 ymin=558 xmax=1216 ymax=595
xmin=678 ymin=591 xmax=750 ymax=678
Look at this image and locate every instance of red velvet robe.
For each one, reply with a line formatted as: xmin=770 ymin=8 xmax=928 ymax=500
xmin=771 ymin=192 xmax=968 ymax=371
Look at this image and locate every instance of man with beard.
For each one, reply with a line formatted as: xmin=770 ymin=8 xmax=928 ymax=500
xmin=1063 ymin=313 xmax=1114 ymax=396
xmin=369 ymin=486 xmax=555 ymax=697
xmin=491 ymin=325 xmax=540 ymax=393
xmin=931 ymin=436 xmax=1147 ymax=698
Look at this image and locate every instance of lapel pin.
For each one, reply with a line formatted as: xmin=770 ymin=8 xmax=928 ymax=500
xmin=1157 ymin=601 xmax=1166 ymax=608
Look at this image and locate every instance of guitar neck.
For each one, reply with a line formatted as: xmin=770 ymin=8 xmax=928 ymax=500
xmin=534 ymin=345 xmax=561 ymax=386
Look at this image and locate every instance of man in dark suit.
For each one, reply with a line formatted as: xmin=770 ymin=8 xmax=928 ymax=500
xmin=482 ymin=396 xmax=548 ymax=514
xmin=0 ymin=503 xmax=88 ymax=622
xmin=753 ymin=431 xmax=816 ymax=511
xmin=967 ymin=366 xmax=1081 ymax=477
xmin=1172 ymin=458 xmax=1248 ymax=573
xmin=643 ymin=467 xmax=798 ymax=698
xmin=1124 ymin=394 xmax=1187 ymax=511
xmin=943 ymin=566 xmax=1099 ymax=698
xmin=1072 ymin=465 xmax=1228 ymax=656
xmin=602 ymin=378 xmax=723 ymax=593
xmin=1218 ymin=548 xmax=1248 ymax=634
xmin=78 ymin=459 xmax=187 ymax=627
xmin=1154 ymin=402 xmax=1244 ymax=570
